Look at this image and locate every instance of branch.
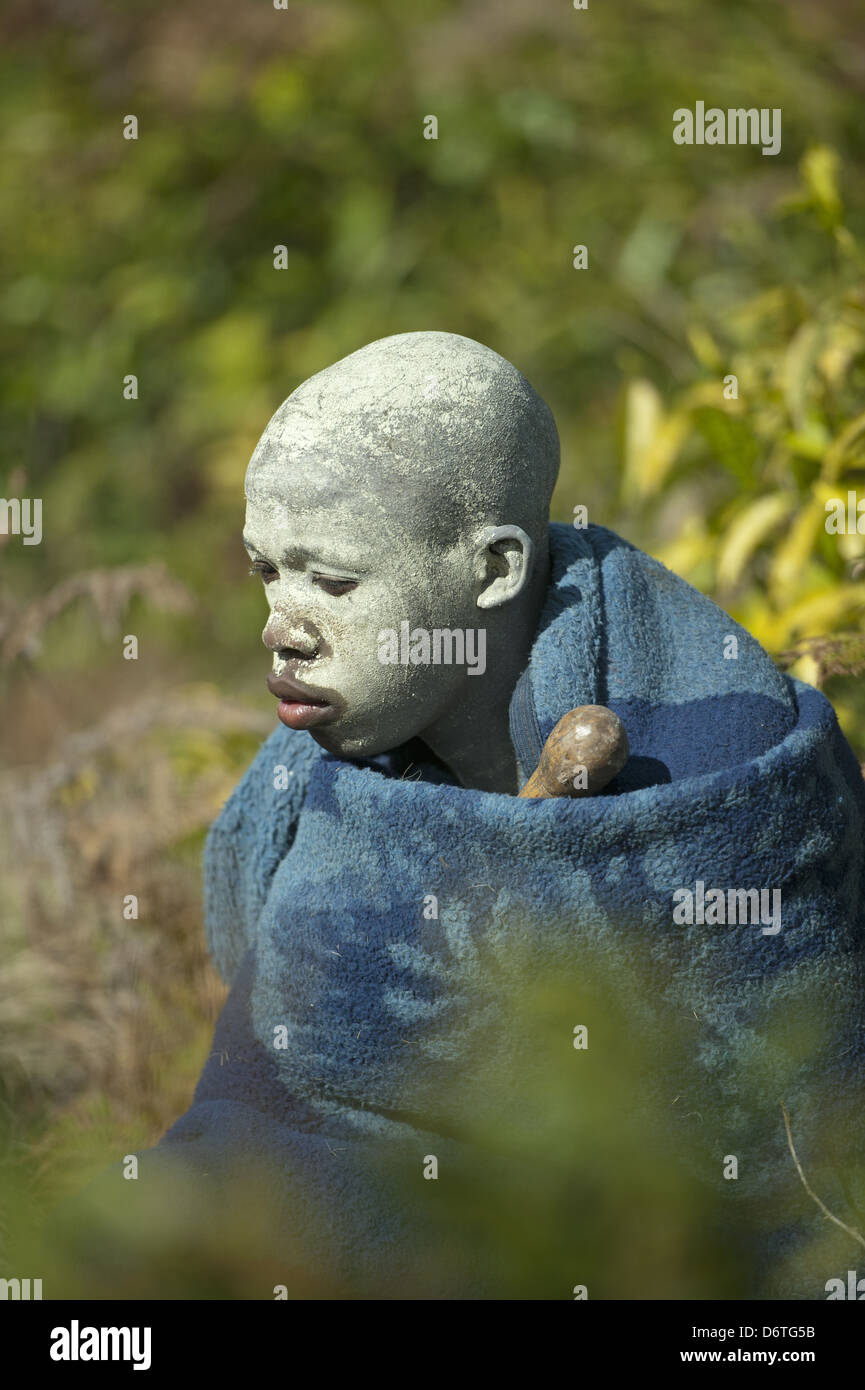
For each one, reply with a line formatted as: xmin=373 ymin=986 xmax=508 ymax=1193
xmin=781 ymin=1102 xmax=865 ymax=1251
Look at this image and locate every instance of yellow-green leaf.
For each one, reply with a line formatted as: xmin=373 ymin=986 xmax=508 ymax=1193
xmin=823 ymin=410 xmax=865 ymax=482
xmin=780 ymin=584 xmax=865 ymax=642
xmin=716 ymin=492 xmax=797 ymax=590
xmin=768 ymin=496 xmax=827 ymax=599
xmin=800 ymin=145 xmax=843 ymax=229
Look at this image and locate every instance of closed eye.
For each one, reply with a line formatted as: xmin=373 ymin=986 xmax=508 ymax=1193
xmin=312 ymin=575 xmax=358 ymax=597
xmin=248 ymin=560 xmax=278 ymax=583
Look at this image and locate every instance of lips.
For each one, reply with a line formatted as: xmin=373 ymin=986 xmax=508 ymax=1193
xmin=266 ymin=672 xmax=341 ymax=731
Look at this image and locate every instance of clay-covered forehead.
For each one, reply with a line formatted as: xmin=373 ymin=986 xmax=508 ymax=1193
xmin=245 ymin=329 xmax=560 ymax=549
xmin=243 ymin=500 xmax=418 ymax=577
xmin=245 ymin=384 xmax=478 ymax=521
xmin=244 ymin=449 xmax=459 ymax=558
xmin=245 ymin=427 xmax=479 ymax=557
xmin=245 ymin=441 xmax=439 ymax=517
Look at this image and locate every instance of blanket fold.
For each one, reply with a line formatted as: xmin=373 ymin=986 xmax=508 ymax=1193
xmin=152 ymin=522 xmax=865 ymax=1298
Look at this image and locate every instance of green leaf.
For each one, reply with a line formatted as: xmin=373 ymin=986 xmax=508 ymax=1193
xmin=691 ymin=406 xmax=760 ymax=487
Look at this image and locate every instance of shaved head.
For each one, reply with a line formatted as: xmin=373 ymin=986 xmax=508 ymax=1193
xmin=245 ymin=331 xmax=559 ymax=549
xmin=243 ymin=331 xmax=558 ymax=791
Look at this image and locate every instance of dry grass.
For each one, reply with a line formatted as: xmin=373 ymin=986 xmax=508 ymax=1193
xmin=0 ymin=561 xmax=197 ymax=666
xmin=0 ymin=684 xmax=271 ymax=1211
xmin=777 ymin=631 xmax=865 ymax=687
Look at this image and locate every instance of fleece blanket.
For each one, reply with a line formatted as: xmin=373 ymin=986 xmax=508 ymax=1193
xmin=152 ymin=521 xmax=865 ymax=1297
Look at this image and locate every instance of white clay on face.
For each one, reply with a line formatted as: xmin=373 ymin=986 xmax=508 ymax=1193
xmin=243 ymin=331 xmax=559 ymax=766
xmin=244 ymin=485 xmax=477 ymax=755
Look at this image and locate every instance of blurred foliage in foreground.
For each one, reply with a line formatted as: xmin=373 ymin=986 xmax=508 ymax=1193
xmin=6 ymin=939 xmax=865 ymax=1300
xmin=2 ymin=0 xmax=865 ymax=1296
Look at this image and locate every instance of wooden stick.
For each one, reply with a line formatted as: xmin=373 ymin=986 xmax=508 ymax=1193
xmin=518 ymin=705 xmax=629 ymax=799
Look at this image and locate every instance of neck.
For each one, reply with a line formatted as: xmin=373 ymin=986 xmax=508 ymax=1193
xmin=420 ymin=551 xmax=550 ymax=794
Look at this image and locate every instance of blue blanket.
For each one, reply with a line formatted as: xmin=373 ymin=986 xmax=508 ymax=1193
xmin=154 ymin=522 xmax=865 ymax=1297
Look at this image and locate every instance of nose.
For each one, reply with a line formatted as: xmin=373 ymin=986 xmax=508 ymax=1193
xmin=262 ymin=609 xmax=320 ymax=662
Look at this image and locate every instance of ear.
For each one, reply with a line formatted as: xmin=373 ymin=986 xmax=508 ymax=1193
xmin=475 ymin=525 xmax=534 ymax=610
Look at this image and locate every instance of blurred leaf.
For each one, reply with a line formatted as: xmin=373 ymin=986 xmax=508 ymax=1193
xmin=768 ymin=495 xmax=828 ymax=600
xmin=691 ymin=406 xmax=760 ymax=486
xmin=800 ymin=144 xmax=844 ymax=230
xmin=780 ymin=584 xmax=865 ymax=643
xmin=686 ymin=324 xmax=724 ymax=373
xmin=823 ymin=410 xmax=865 ymax=482
xmin=717 ymin=492 xmax=797 ymax=590
xmin=783 ymin=320 xmax=823 ymax=430
xmin=621 ymin=377 xmax=663 ymax=497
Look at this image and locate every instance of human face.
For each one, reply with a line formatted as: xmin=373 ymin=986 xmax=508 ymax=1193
xmin=243 ymin=455 xmax=484 ymax=759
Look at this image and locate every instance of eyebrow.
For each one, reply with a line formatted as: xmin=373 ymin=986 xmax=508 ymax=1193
xmin=242 ymin=535 xmax=364 ymax=574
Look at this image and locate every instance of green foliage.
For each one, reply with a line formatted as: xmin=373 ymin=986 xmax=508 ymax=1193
xmin=624 ymin=147 xmax=865 ymax=655
xmin=2 ymin=0 xmax=865 ymax=1295
xmin=2 ymin=3 xmax=864 ymax=747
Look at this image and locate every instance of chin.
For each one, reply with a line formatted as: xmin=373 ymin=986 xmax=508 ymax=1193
xmin=308 ymin=723 xmax=412 ymax=759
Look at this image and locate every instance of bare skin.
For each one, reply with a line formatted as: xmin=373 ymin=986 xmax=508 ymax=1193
xmin=243 ymin=332 xmax=559 ymax=795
